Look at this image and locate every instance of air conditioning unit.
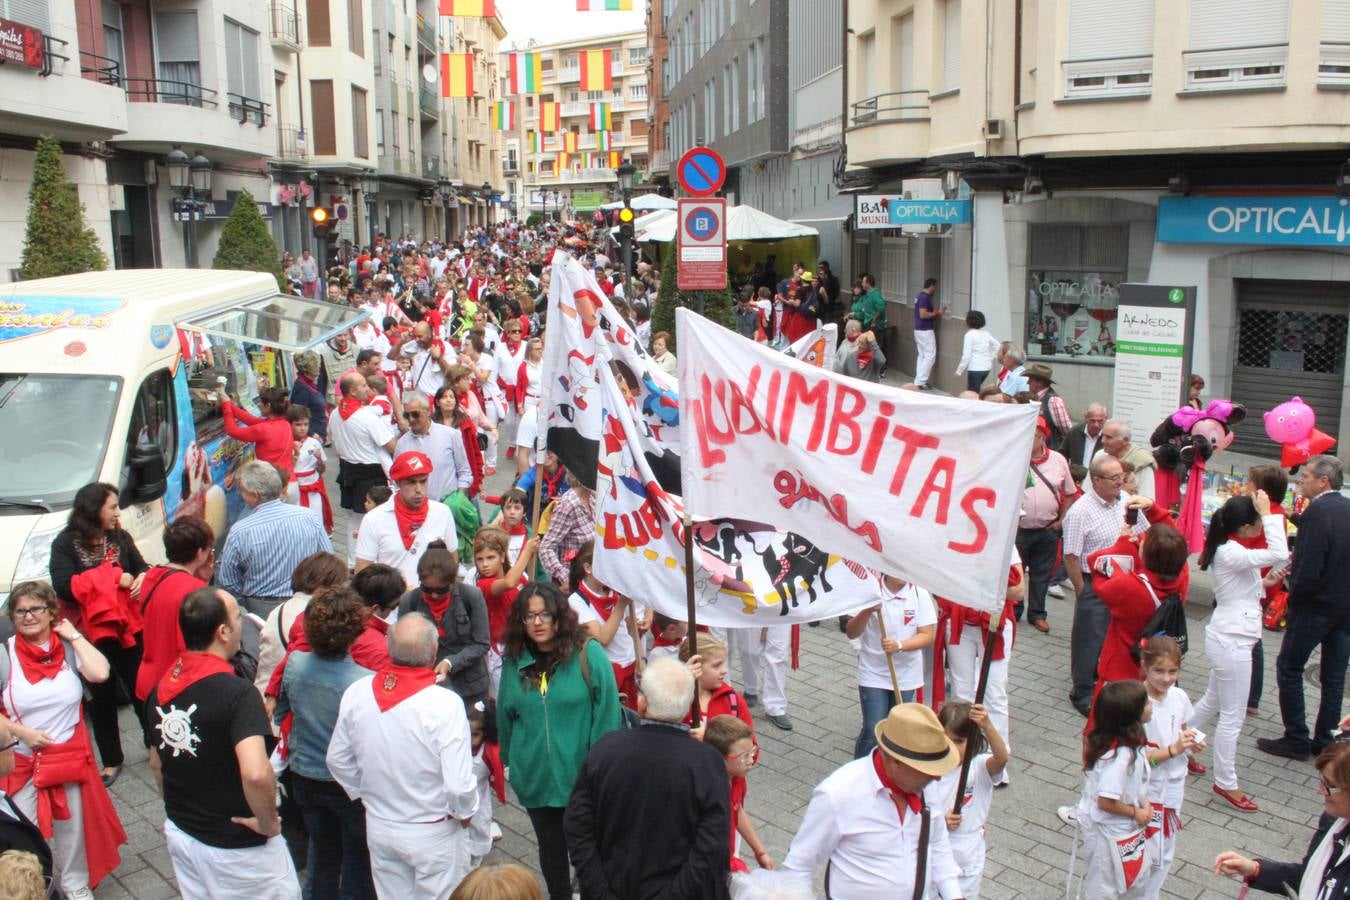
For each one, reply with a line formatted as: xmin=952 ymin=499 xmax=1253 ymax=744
xmin=984 ymin=118 xmax=1004 ymax=140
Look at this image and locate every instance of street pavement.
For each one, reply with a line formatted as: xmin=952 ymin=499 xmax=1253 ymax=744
xmin=92 ymin=418 xmax=1333 ymax=898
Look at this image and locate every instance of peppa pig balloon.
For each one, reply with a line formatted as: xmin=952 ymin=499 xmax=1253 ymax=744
xmin=1264 ymin=396 xmax=1336 ymax=469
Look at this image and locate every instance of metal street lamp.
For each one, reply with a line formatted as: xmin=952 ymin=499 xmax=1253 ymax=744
xmin=615 ymin=160 xmax=638 ymax=279
xmin=165 ymin=146 xmax=210 ymax=267
xmin=438 ymin=176 xmax=452 ymax=237
xmin=360 ymin=174 xmax=380 ymax=246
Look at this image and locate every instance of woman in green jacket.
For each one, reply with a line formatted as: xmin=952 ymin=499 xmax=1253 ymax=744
xmin=497 ymin=581 xmax=622 ymax=900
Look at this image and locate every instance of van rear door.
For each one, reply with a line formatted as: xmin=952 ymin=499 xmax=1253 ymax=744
xmin=177 ymin=292 xmax=370 ymax=351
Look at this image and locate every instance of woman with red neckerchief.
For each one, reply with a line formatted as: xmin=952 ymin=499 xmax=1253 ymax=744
xmin=0 ymin=581 xmax=126 ymax=899
xmin=512 ymin=338 xmax=545 ymax=479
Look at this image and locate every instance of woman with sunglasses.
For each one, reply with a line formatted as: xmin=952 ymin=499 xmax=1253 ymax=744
xmin=1215 ymin=740 xmax=1350 ymax=896
xmin=398 ymin=542 xmax=490 ymax=704
xmin=0 ymin=581 xmax=125 ymax=899
xmin=497 ymin=582 xmax=622 ymax=900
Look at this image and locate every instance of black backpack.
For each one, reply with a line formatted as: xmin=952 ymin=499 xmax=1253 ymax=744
xmin=1130 ymin=575 xmax=1188 ymax=663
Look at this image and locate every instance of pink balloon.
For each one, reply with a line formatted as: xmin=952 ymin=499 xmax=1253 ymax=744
xmin=1264 ymin=396 xmax=1315 ymax=445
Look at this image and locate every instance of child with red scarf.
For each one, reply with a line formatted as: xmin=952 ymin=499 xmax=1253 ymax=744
xmin=566 ymin=542 xmax=645 ymax=710
xmin=466 ymin=699 xmax=505 ymax=867
xmin=705 ymin=714 xmax=771 ymax=874
xmin=680 ymin=634 xmax=757 ymax=742
xmin=648 ymin=612 xmax=689 ymax=663
xmin=472 ymin=526 xmax=540 ymax=697
xmin=1233 ymin=464 xmax=1290 ymax=712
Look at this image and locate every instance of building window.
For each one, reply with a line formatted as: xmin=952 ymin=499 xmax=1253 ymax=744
xmin=306 ymin=0 xmax=330 ymax=46
xmin=722 ymin=64 xmax=732 ymax=134
xmin=101 ymin=0 xmax=124 ymax=77
xmin=629 ymin=82 xmax=647 ymax=101
xmin=1064 ymin=0 xmax=1154 ymax=97
xmin=892 ymin=12 xmax=914 ymax=95
xmin=154 ymin=11 xmax=202 ymax=103
xmin=704 ymin=78 xmax=716 ymax=141
xmin=224 ymin=19 xmax=263 ymax=122
xmin=729 ymin=0 xmax=736 ymax=25
xmin=348 ymin=0 xmax=363 ymax=57
xmin=1184 ymin=0 xmax=1288 ymax=91
xmin=563 ymin=52 xmax=578 ymax=68
xmin=1025 ymin=224 xmax=1128 ymax=360
xmin=375 ymin=107 xmax=385 ymax=155
xmin=311 ymin=79 xmax=336 ymax=155
xmin=630 ymin=116 xmax=648 ymax=137
xmin=353 ymin=87 xmax=369 ymax=158
xmin=940 ymin=0 xmax=961 ymax=91
xmin=628 ymin=46 xmax=646 ymax=66
xmin=1321 ymin=0 xmax=1350 ymax=84
xmin=1 ymin=0 xmax=49 ymax=31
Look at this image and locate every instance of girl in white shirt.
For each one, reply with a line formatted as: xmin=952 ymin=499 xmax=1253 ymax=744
xmin=1072 ymin=680 xmax=1154 ymax=899
xmin=1191 ymin=490 xmax=1288 ymax=812
xmin=955 ymin=311 xmax=1003 ymax=393
xmin=845 ymin=574 xmax=936 ymax=758
xmin=928 ymin=701 xmax=1010 ymax=900
xmin=1139 ymin=636 xmax=1201 ymax=898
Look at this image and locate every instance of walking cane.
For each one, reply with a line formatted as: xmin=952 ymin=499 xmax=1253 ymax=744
xmin=874 ymin=605 xmax=903 ymax=701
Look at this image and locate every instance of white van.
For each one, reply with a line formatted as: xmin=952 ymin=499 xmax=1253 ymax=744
xmin=0 ymin=269 xmax=365 ymax=607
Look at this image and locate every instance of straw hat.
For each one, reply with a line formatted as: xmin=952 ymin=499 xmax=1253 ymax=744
xmin=874 ymin=703 xmax=961 ymax=777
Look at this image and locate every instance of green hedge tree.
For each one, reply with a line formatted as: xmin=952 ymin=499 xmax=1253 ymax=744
xmin=649 ymin=245 xmax=734 ymax=352
xmin=20 ymin=135 xmax=108 ymax=280
xmin=213 ymin=189 xmax=285 ymax=289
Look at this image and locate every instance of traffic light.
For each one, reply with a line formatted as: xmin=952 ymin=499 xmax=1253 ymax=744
xmin=310 ymin=207 xmax=332 ymax=239
xmin=617 ymin=205 xmax=635 ymax=241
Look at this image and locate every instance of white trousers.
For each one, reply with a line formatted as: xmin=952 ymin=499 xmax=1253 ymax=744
xmin=12 ymin=779 xmax=86 ymax=894
xmin=487 ymin=647 xmax=503 ymax=699
xmin=346 ymin=510 xmax=364 ymax=569
xmin=366 ymin=814 xmax=470 ymax=900
xmin=915 ymin=329 xmax=937 ymax=386
xmin=945 ymin=619 xmax=1012 ymax=753
xmin=165 ymin=818 xmax=300 ymax=900
xmin=729 ymin=625 xmax=789 ymax=715
xmin=483 ymin=395 xmax=503 ymax=469
xmin=1141 ymin=825 xmax=1177 ymax=900
xmin=1189 ymin=630 xmax=1254 ymax=791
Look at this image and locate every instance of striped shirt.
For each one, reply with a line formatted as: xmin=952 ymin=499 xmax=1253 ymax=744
xmin=539 ymin=490 xmax=596 ymax=583
xmin=218 ymin=499 xmax=334 ymax=599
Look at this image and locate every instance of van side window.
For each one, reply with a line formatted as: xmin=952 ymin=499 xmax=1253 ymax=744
xmin=185 ymin=333 xmax=266 ymax=438
xmin=121 ymin=369 xmax=176 ymax=503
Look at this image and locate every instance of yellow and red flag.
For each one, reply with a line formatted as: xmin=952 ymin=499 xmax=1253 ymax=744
xmin=440 ymin=0 xmax=494 ymax=15
xmin=563 ymin=130 xmax=579 ymax=153
xmin=608 ymin=150 xmax=621 ymax=169
xmin=441 ymin=53 xmax=474 ymax=97
xmin=538 ymin=101 xmax=560 ymax=131
xmin=579 ymin=49 xmax=614 ymax=92
xmin=557 ymin=151 xmax=570 ymax=172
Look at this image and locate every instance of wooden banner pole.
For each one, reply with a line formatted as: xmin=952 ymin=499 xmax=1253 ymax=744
xmin=952 ymin=612 xmax=1002 ymax=816
xmin=683 ymin=512 xmax=701 ymax=727
xmin=873 ymin=605 xmax=903 ymax=701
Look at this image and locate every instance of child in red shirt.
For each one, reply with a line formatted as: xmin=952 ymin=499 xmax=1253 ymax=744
xmin=680 ymin=634 xmax=756 ymax=740
xmin=704 ymin=714 xmax=771 ymax=873
xmin=473 ymin=525 xmax=539 ymax=696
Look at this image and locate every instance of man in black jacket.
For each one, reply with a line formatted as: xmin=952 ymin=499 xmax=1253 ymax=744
xmin=1259 ymin=455 xmax=1350 ymax=760
xmin=1061 ymin=402 xmax=1107 ymax=474
xmin=565 ymin=657 xmax=731 ymax=900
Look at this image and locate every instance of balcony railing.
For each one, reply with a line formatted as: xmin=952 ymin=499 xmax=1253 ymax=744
xmin=561 ymin=98 xmax=624 ymax=117
xmin=380 ymin=151 xmax=419 ymax=176
xmin=277 ymin=125 xmax=308 ymax=159
xmin=561 ymin=168 xmax=618 ymax=182
xmin=79 ymin=49 xmax=121 ymax=86
xmin=416 ymin=14 xmax=435 ymax=50
xmin=650 ymin=148 xmax=670 ymax=173
xmin=270 ymin=1 xmax=301 ymax=47
xmin=419 ymin=86 xmax=440 ymax=119
xmin=125 ymin=77 xmax=218 ymax=108
xmin=228 ymin=93 xmax=269 ymax=126
xmin=849 ymin=89 xmax=929 ymax=127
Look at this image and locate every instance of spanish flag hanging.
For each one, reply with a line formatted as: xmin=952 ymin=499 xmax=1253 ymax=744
xmin=589 ymin=102 xmax=612 ymax=131
xmin=557 ymin=151 xmax=569 ymax=172
xmin=440 ymin=0 xmax=494 ymax=15
xmin=579 ymin=50 xmax=614 ymax=92
xmin=538 ymin=101 xmax=560 ymax=132
xmin=508 ymin=52 xmax=543 ymax=94
xmin=608 ymin=151 xmax=621 ymax=169
xmin=441 ymin=53 xmax=474 ymax=98
xmin=563 ymin=130 xmax=579 ymax=154
xmin=492 ymin=100 xmax=515 ymax=130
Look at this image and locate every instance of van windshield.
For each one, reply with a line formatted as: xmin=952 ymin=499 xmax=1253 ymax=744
xmin=0 ymin=374 xmax=121 ymax=513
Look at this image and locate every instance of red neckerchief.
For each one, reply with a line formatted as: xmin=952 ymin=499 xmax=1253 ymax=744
xmin=871 ymin=749 xmax=923 ymax=823
xmin=507 ymin=522 xmax=528 ymax=537
xmin=850 ymin=334 xmax=874 ymax=369
xmin=14 ymin=635 xmax=66 ymax=684
xmin=371 ymin=664 xmax=436 ymax=712
xmin=296 ymin=372 xmax=319 ymax=392
xmin=338 ymin=397 xmax=364 ymax=421
xmin=393 ymin=494 xmax=428 ymax=550
xmin=577 ymin=579 xmax=618 ymax=619
xmin=422 ymin=589 xmax=451 ymax=637
xmin=652 ymin=630 xmax=683 ymax=648
xmin=157 ymin=652 xmax=234 ymax=704
xmin=503 ymin=335 xmax=523 ymax=356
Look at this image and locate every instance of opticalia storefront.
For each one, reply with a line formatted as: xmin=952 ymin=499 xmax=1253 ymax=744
xmin=971 ymin=191 xmax=1350 ymax=462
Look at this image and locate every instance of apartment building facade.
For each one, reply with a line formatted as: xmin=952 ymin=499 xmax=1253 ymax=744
xmin=644 ymin=0 xmax=671 ymax=184
xmin=500 ymin=30 xmax=649 ymax=220
xmin=845 ymin=0 xmax=1350 ymax=462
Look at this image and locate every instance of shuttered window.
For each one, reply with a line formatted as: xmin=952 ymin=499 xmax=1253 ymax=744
xmin=348 ymin=0 xmax=363 ymax=57
xmin=941 ymin=0 xmax=961 ymax=91
xmin=311 ymin=80 xmax=336 ymax=155
xmin=1321 ymin=0 xmax=1350 ymax=83
xmin=1187 ymin=0 xmax=1288 ymax=50
xmin=307 ymin=0 xmax=330 ymax=47
xmin=0 ymin=0 xmax=49 ymax=34
xmin=1326 ymin=0 xmax=1350 ymax=41
xmin=1067 ymin=0 xmax=1153 ymax=60
xmin=223 ymin=19 xmax=261 ymax=100
xmin=155 ymin=11 xmax=201 ymax=102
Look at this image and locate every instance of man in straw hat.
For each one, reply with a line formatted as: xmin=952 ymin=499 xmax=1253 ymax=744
xmin=782 ymin=703 xmax=965 ymax=899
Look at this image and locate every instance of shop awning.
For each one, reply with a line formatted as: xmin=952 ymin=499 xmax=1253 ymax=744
xmin=179 ymin=294 xmax=370 ymax=353
xmin=789 ymin=193 xmax=853 ymax=225
xmin=634 ymin=205 xmax=820 ymax=243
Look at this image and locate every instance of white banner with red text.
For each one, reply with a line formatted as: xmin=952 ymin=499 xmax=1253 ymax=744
xmin=591 ymin=364 xmax=882 ymax=627
xmin=676 ymin=309 xmax=1037 ymax=613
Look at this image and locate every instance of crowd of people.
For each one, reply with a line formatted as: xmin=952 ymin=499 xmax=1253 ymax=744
xmin=0 ymin=220 xmax=1345 ymax=900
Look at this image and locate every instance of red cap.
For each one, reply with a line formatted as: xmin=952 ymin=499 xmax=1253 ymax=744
xmin=1036 ymin=416 xmax=1050 ymax=437
xmin=389 ymin=451 xmax=433 ymax=481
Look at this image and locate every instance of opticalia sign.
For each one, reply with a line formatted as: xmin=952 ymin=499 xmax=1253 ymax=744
xmin=1157 ymin=196 xmax=1350 ymax=247
xmin=854 ymin=196 xmax=972 ymax=230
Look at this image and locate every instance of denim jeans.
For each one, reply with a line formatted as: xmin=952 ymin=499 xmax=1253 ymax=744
xmin=1069 ymin=577 xmax=1110 ymax=711
xmin=1276 ymin=607 xmax=1350 ymax=750
xmin=854 ymin=686 xmax=916 ymax=758
xmin=290 ymin=773 xmax=375 ymax=900
xmin=1016 ymin=526 xmax=1061 ymax=623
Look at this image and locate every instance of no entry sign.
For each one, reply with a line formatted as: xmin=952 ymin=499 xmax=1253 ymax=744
xmin=676 ymin=147 xmax=726 ymax=197
xmin=677 ymin=198 xmax=727 ymax=291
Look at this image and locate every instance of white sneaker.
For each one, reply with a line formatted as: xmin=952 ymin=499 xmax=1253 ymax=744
xmin=66 ymin=889 xmax=95 ymax=900
xmin=1047 ymin=584 xmax=1066 ymax=599
xmin=1056 ymin=805 xmax=1079 ymax=826
xmin=490 ymin=821 xmax=503 ymax=841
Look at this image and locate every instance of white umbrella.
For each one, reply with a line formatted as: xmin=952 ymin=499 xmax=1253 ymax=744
xmin=633 ymin=204 xmax=819 ymax=242
xmin=598 ymin=194 xmax=678 ymax=212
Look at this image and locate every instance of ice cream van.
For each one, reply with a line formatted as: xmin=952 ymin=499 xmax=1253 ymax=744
xmin=0 ymin=269 xmax=366 ymax=607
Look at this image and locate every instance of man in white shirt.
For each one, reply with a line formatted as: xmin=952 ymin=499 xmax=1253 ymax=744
xmin=395 ymin=321 xmax=453 ymax=397
xmin=783 ymin=703 xmax=963 ymax=900
xmin=355 ymin=450 xmax=458 ymax=588
xmin=428 ymin=249 xmax=450 ymax=282
xmin=330 ymin=373 xmax=398 ymax=567
xmin=395 ymin=392 xmax=473 ymax=502
xmin=327 ymin=613 xmax=478 ymax=899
